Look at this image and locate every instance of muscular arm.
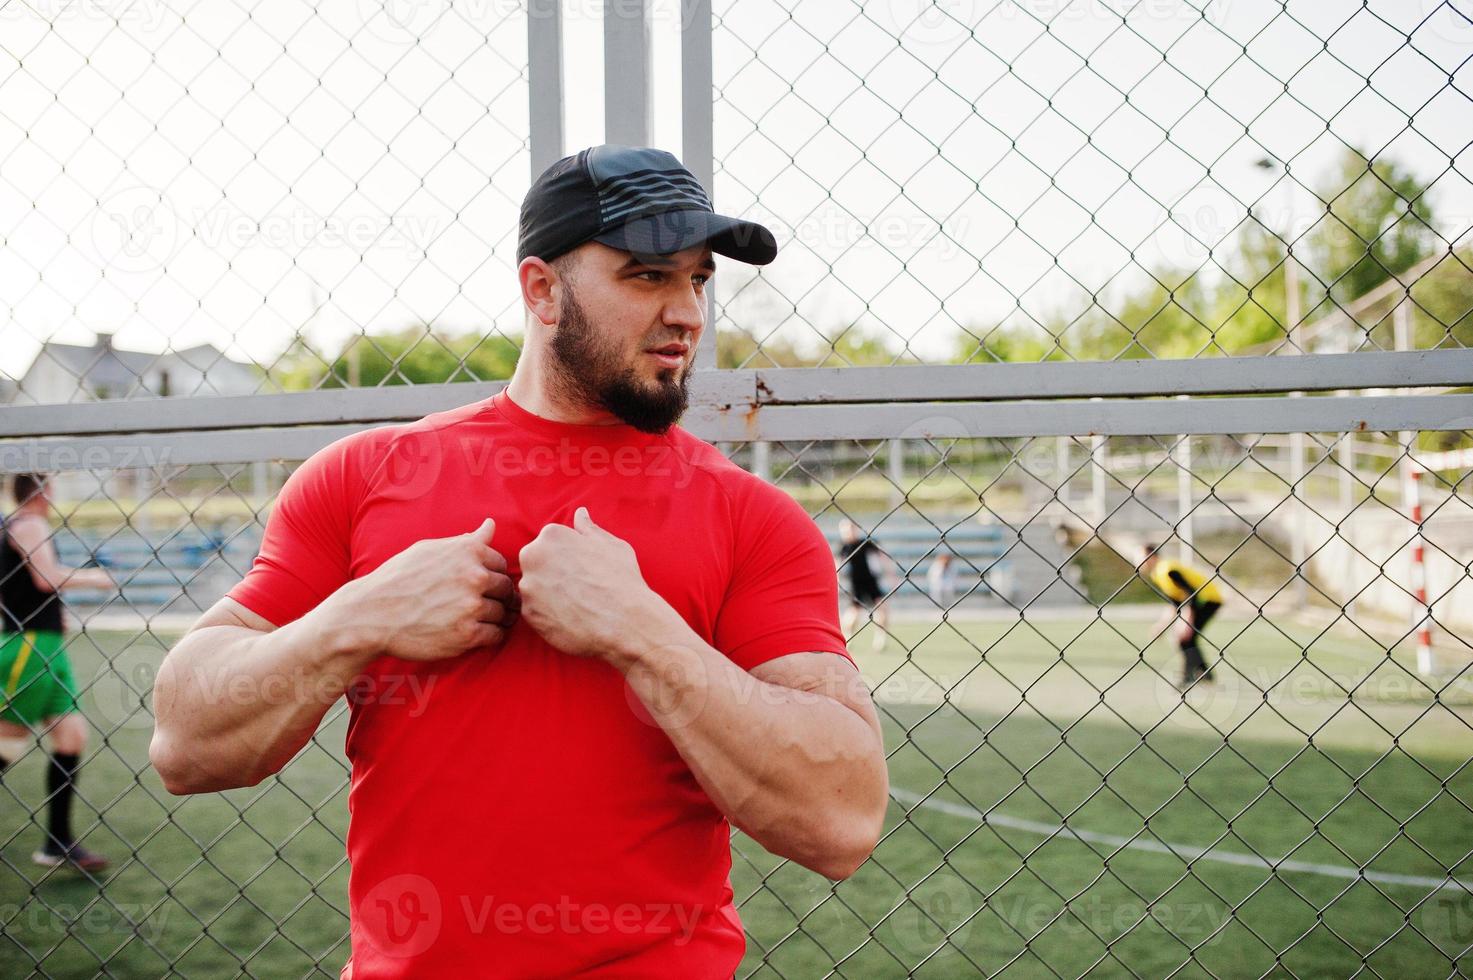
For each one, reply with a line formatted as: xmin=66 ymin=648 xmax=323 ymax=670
xmin=151 ymin=519 xmax=516 ymax=795
xmin=518 ymin=509 xmax=888 ymax=881
xmin=6 ymin=515 xmax=113 ymax=592
xmin=616 ymin=612 xmax=887 ymax=881
xmin=148 ymin=593 xmax=380 ymax=794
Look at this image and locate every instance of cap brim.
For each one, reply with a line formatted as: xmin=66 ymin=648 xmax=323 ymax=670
xmin=593 ymin=210 xmax=778 ymax=266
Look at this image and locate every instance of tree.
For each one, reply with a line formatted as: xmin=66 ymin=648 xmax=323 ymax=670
xmin=963 ymin=148 xmax=1445 ymax=361
xmin=1213 ymin=148 xmax=1439 ymax=353
xmin=273 ymin=327 xmax=521 ymax=389
xmin=1306 ymin=148 xmax=1438 ymax=307
xmin=718 ymin=321 xmax=908 ymax=368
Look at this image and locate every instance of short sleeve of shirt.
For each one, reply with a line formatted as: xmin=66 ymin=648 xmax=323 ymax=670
xmin=226 ymin=433 xmax=367 ymax=627
xmin=713 ymin=479 xmax=850 ymax=671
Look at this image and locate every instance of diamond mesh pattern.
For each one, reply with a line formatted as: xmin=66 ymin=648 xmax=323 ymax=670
xmin=709 ymin=0 xmax=1473 ymax=368
xmin=2 ymin=0 xmax=1472 ymax=977
xmin=1 ymin=432 xmax=1469 ymax=976
xmin=1 ymin=0 xmax=530 ymax=403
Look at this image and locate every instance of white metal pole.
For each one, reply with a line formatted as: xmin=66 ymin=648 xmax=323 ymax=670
xmin=1393 ymin=300 xmax=1418 ymax=664
xmin=1091 ymin=433 xmax=1106 ymax=525
xmin=1088 ymin=397 xmax=1106 ymax=524
xmin=1175 ymin=406 xmax=1192 ymax=561
xmin=1395 ymin=302 xmax=1415 ymax=506
xmin=604 ymin=0 xmax=652 ymax=147
xmin=1056 ymin=436 xmax=1069 ymax=508
xmin=888 ymin=438 xmax=905 ymax=506
xmin=751 ymin=440 xmax=770 ymax=483
xmin=1285 ymin=218 xmax=1307 ymax=605
xmin=1408 ymin=466 xmax=1435 ymax=675
xmin=527 ymin=0 xmax=565 ymax=179
xmin=683 ymin=0 xmax=719 ymax=371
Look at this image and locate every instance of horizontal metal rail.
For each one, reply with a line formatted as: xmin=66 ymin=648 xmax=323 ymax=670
xmin=0 ymin=383 xmax=510 ymax=438
xmin=5 ymin=393 xmax=1469 ymax=470
xmin=3 ymin=351 xmax=1470 ymax=439
xmin=752 ymin=349 xmax=1473 ymax=405
xmin=690 ymin=392 xmax=1473 ymax=442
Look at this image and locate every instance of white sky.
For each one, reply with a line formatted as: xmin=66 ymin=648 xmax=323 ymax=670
xmin=0 ymin=0 xmax=1469 ymax=381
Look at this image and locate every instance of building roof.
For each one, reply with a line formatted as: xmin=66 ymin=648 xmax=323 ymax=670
xmin=38 ymin=341 xmax=157 ymax=395
xmin=21 ymin=335 xmax=256 ymax=399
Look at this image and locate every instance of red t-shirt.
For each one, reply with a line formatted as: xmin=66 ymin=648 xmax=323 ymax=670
xmin=227 ymin=389 xmax=850 ymax=979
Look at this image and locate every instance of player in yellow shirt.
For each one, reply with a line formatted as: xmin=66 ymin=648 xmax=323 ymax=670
xmin=1140 ymin=543 xmax=1223 ymax=688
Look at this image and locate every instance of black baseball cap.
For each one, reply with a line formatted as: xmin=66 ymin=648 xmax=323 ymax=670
xmin=517 ymin=145 xmax=778 ymax=266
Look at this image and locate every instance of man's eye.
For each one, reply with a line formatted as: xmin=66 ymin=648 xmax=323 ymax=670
xmin=693 ymin=274 xmax=711 ymax=287
xmin=638 ymin=271 xmax=664 ymax=282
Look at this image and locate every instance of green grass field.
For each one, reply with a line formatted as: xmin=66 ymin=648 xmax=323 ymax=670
xmin=2 ymin=617 xmax=1469 ymax=979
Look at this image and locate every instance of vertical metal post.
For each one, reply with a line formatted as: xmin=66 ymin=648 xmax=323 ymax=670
xmin=1408 ymin=466 xmax=1434 ymax=675
xmin=1337 ymin=431 xmax=1356 ymax=618
xmin=1091 ymin=436 xmax=1107 ymax=524
xmin=1285 ymin=233 xmax=1307 ymax=605
xmin=1259 ymin=159 xmax=1309 ymax=604
xmin=605 ymin=0 xmax=652 ymax=146
xmin=1395 ymin=301 xmax=1415 ymax=506
xmin=527 ymin=0 xmax=565 ymax=179
xmin=751 ymin=440 xmax=770 ymax=483
xmin=1089 ymin=398 xmax=1107 ymax=524
xmin=1337 ymin=328 xmax=1354 ymax=518
xmin=1175 ymin=411 xmax=1192 ymax=561
xmin=888 ymin=438 xmax=905 ymax=506
xmin=1055 ymin=436 xmax=1069 ymax=508
xmin=682 ymin=0 xmax=718 ymax=371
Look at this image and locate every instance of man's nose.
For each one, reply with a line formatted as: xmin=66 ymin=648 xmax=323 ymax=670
xmin=663 ymin=281 xmax=706 ymax=334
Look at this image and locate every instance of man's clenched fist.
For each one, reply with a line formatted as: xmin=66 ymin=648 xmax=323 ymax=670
xmin=519 ymin=507 xmax=659 ymax=661
xmin=340 ymin=517 xmax=519 ymax=661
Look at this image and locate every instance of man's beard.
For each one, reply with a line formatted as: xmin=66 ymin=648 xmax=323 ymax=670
xmin=549 ymin=287 xmax=691 ymax=434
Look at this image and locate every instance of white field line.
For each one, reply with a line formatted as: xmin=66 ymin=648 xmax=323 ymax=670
xmin=891 ymin=788 xmax=1473 ymax=895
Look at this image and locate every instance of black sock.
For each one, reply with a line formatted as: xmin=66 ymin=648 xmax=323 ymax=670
xmin=1181 ymin=641 xmax=1208 ymax=676
xmin=45 ymin=752 xmax=81 ymax=853
xmin=0 ymin=755 xmax=9 ymax=778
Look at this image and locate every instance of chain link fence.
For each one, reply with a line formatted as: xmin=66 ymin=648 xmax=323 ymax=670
xmin=709 ymin=0 xmax=1472 ymax=368
xmin=2 ymin=415 xmax=1471 ymax=977
xmin=3 ymin=0 xmax=1472 ymax=977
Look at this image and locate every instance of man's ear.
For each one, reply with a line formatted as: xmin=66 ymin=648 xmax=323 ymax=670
xmin=519 ymin=256 xmax=559 ymax=328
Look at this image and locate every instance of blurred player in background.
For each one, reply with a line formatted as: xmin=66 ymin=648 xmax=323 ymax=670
xmin=926 ymin=551 xmax=959 ymax=610
xmin=1141 ymin=542 xmax=1222 ymax=689
xmin=836 ymin=519 xmax=895 ymax=652
xmin=0 ymin=473 xmax=114 ymax=871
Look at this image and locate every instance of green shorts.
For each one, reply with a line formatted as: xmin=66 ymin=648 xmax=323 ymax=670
xmin=0 ymin=630 xmax=80 ymax=727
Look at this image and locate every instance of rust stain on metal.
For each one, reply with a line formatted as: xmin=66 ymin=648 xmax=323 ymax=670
xmin=744 ymin=403 xmax=761 ymax=441
xmin=754 ymin=376 xmax=773 ymax=402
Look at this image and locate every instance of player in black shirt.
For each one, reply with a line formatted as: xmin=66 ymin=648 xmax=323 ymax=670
xmin=836 ymin=519 xmax=893 ymax=653
xmin=0 ymin=473 xmax=114 ymax=871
